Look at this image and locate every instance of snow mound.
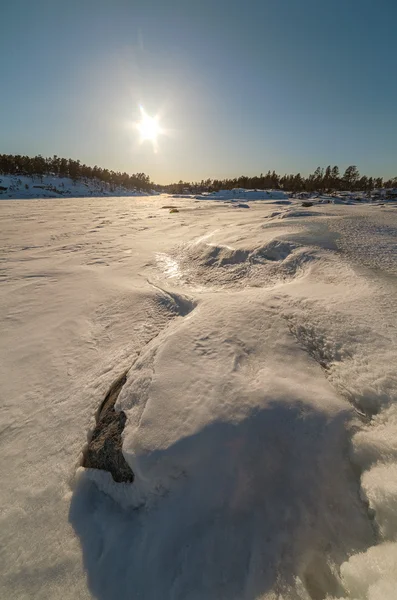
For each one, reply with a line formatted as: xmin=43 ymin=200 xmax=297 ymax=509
xmin=270 ymin=199 xmax=292 ymax=205
xmin=156 ymin=236 xmax=317 ymax=289
xmin=280 ymin=209 xmax=323 ymax=219
xmin=263 ymin=208 xmax=332 ymax=222
xmin=331 ymin=197 xmax=356 ymax=205
xmin=71 ymin=295 xmax=372 ymax=600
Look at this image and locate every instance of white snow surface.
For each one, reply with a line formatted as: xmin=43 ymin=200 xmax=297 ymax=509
xmin=1 ymin=194 xmax=397 ymax=599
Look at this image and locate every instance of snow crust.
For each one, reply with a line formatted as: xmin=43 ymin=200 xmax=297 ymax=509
xmin=1 ymin=193 xmax=397 ymax=599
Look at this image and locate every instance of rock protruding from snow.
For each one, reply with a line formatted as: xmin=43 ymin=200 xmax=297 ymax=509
xmin=84 ymin=372 xmax=133 ymax=483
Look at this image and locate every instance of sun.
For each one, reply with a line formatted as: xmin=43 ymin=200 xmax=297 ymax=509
xmin=136 ymin=107 xmax=161 ymax=143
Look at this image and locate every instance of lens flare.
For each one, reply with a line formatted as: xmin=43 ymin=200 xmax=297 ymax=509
xmin=136 ymin=107 xmax=161 ymax=144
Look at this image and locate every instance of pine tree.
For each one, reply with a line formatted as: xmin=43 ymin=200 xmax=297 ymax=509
xmin=343 ymin=166 xmax=360 ymax=190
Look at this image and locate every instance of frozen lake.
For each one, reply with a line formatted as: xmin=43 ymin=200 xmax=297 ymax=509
xmin=1 ymin=195 xmax=397 ymax=600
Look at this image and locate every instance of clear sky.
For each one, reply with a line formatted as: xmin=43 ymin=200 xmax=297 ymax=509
xmin=1 ymin=0 xmax=396 ymax=184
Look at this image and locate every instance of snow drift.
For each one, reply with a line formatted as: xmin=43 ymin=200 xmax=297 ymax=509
xmin=74 ymin=294 xmax=373 ymax=600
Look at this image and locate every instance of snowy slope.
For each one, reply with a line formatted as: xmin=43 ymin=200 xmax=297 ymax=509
xmin=0 ymin=174 xmax=152 ymax=199
xmin=1 ymin=194 xmax=397 ymax=600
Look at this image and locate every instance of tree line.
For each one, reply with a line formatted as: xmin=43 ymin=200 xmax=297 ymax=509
xmin=1 ymin=155 xmax=396 ymax=195
xmin=163 ymin=165 xmax=397 ymax=194
xmin=0 ymin=154 xmax=151 ymax=191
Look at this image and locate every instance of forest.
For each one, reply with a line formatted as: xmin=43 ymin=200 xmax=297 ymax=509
xmin=164 ymin=165 xmax=397 ymax=194
xmin=0 ymin=154 xmax=151 ymax=191
xmin=1 ymin=154 xmax=396 ymax=194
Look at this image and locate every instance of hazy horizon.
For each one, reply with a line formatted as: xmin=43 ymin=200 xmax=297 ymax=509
xmin=1 ymin=0 xmax=396 ymax=184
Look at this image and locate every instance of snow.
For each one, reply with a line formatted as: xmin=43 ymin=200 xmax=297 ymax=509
xmin=194 ymin=188 xmax=288 ymax=201
xmin=0 ymin=174 xmax=152 ymax=199
xmin=1 ymin=193 xmax=397 ymax=599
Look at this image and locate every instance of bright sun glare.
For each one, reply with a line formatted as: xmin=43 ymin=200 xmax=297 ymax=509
xmin=136 ymin=107 xmax=161 ymax=144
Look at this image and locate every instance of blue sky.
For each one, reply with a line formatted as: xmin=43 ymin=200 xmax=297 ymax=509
xmin=1 ymin=0 xmax=396 ymax=183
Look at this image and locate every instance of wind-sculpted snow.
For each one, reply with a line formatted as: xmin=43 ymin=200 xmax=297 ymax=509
xmin=155 ymin=236 xmax=319 ymax=289
xmin=73 ymin=296 xmax=373 ymax=599
xmin=2 ymin=196 xmax=397 ymax=600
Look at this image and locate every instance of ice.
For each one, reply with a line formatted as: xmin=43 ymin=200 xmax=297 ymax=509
xmin=1 ymin=196 xmax=397 ymax=599
xmin=155 ymin=252 xmax=183 ymax=279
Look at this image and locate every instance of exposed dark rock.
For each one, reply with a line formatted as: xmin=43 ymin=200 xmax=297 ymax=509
xmin=301 ymin=201 xmax=314 ymax=207
xmin=235 ymin=203 xmax=250 ymax=208
xmin=161 ymin=205 xmax=178 ymax=209
xmin=83 ymin=371 xmax=134 ymax=483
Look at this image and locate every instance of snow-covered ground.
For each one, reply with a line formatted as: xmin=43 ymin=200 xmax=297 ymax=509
xmin=193 ymin=189 xmax=289 ymax=201
xmin=1 ymin=194 xmax=397 ymax=600
xmin=171 ymin=188 xmax=397 ymax=205
xmin=0 ymin=174 xmax=151 ymax=199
